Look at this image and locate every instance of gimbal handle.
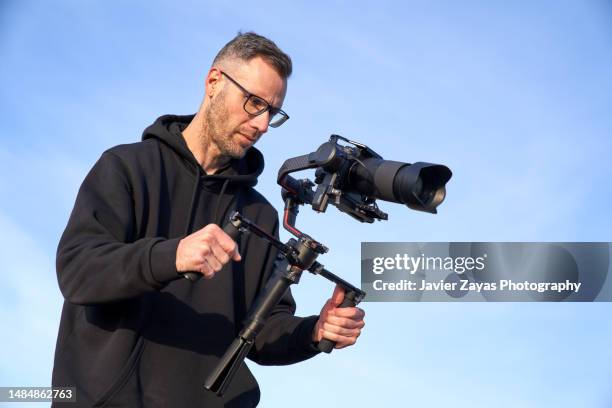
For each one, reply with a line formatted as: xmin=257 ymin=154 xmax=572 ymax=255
xmin=317 ymin=292 xmax=360 ymax=353
xmin=307 ymin=262 xmax=366 ymax=353
xmin=204 ymin=255 xmax=305 ymax=396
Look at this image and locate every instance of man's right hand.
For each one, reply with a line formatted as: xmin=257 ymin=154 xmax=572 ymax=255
xmin=175 ymin=224 xmax=242 ymax=279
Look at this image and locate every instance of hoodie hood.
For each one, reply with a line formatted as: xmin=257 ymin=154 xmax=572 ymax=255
xmin=141 ymin=114 xmax=266 ymax=235
xmin=141 ymin=114 xmax=264 ymax=190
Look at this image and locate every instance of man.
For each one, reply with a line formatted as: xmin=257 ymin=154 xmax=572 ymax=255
xmin=52 ymin=32 xmax=365 ymax=407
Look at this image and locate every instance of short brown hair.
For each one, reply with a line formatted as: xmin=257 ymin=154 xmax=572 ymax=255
xmin=212 ymin=32 xmax=292 ymax=79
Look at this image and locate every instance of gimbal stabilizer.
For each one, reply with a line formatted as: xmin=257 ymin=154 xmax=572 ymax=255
xmin=197 ymin=135 xmax=452 ymax=396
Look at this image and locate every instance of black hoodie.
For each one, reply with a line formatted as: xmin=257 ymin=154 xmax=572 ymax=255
xmin=52 ymin=114 xmax=320 ymax=407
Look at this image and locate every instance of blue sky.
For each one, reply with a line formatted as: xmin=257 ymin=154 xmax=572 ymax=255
xmin=1 ymin=1 xmax=611 ymax=407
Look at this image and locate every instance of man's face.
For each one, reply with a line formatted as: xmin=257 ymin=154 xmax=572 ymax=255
xmin=204 ymin=56 xmax=287 ymax=159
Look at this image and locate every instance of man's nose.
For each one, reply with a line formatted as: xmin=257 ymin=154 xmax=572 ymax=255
xmin=249 ymin=111 xmax=270 ymax=134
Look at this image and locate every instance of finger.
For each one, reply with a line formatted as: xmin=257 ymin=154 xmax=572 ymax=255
xmin=331 ymin=307 xmax=365 ymax=320
xmin=325 ymin=314 xmax=365 ymax=330
xmin=320 ymin=298 xmax=334 ymax=314
xmin=199 ymin=224 xmax=241 ymax=261
xmin=199 ymin=259 xmax=215 ymax=279
xmin=209 ymin=241 xmax=231 ymax=266
xmin=318 ymin=329 xmax=358 ymax=349
xmin=213 ymin=228 xmax=241 ymax=262
xmin=196 ymin=242 xmax=222 ymax=272
xmin=322 ymin=321 xmax=362 ymax=337
xmin=331 ymin=285 xmax=345 ymax=307
xmin=204 ymin=251 xmax=223 ymax=272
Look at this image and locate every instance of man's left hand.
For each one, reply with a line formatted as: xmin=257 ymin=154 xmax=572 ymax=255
xmin=313 ymin=285 xmax=365 ymax=349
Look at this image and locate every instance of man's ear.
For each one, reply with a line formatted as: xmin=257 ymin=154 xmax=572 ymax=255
xmin=205 ymin=67 xmax=222 ymax=98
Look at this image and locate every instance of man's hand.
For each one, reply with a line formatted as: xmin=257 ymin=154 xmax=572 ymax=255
xmin=313 ymin=285 xmax=365 ymax=349
xmin=176 ymin=224 xmax=241 ymax=279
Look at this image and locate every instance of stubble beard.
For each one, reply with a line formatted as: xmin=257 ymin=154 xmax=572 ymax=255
xmin=203 ymin=90 xmax=249 ymax=160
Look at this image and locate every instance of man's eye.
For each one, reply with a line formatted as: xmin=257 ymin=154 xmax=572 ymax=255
xmin=249 ymin=96 xmax=268 ymax=111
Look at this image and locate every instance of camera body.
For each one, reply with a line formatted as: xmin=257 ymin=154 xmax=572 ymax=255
xmin=277 ymin=135 xmax=452 ymax=223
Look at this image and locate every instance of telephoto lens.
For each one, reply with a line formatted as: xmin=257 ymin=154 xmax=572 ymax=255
xmin=348 ymin=158 xmax=452 ymax=213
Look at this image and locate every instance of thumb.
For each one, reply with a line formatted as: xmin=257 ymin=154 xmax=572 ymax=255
xmin=331 ymin=285 xmax=345 ymax=307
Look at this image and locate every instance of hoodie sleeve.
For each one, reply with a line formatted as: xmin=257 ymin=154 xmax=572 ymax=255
xmin=248 ymin=290 xmax=321 ymax=366
xmin=56 ymin=151 xmax=181 ymax=305
xmin=247 ymin=220 xmax=321 ymax=365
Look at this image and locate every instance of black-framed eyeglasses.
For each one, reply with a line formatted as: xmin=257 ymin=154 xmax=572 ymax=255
xmin=220 ymin=70 xmax=289 ymax=128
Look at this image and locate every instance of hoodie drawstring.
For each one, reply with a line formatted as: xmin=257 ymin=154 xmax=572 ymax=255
xmin=184 ymin=166 xmax=202 ymax=235
xmin=213 ymin=179 xmax=230 ymax=227
xmin=184 ymin=169 xmax=234 ymax=235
